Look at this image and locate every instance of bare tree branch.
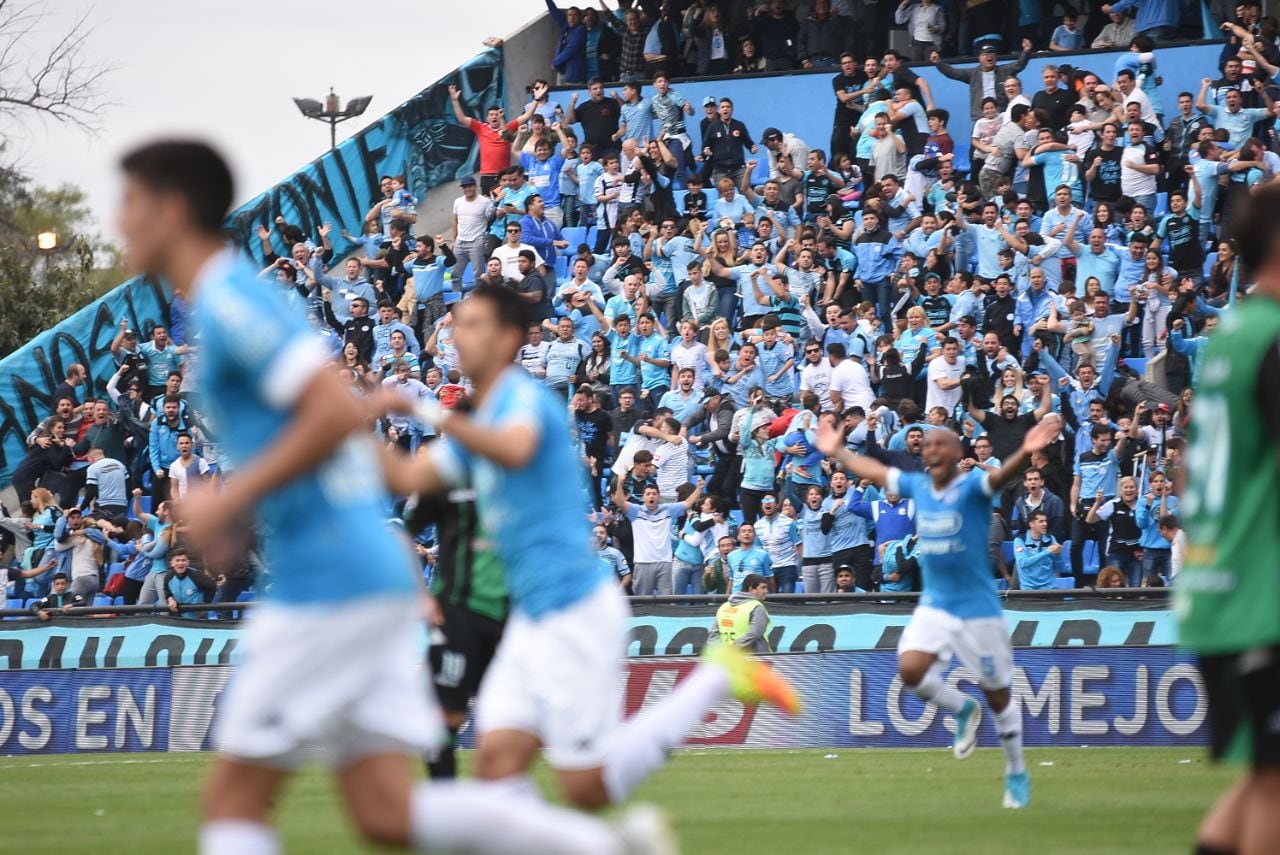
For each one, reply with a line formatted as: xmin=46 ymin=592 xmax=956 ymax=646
xmin=0 ymin=0 xmax=115 ymax=134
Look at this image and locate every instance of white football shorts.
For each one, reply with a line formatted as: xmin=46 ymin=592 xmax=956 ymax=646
xmin=898 ymin=604 xmax=1014 ymax=691
xmin=475 ymin=581 xmax=630 ymax=769
xmin=215 ymin=596 xmax=443 ymax=769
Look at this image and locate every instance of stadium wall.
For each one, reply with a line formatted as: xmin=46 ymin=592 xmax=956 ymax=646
xmin=551 ymin=41 xmax=1228 ymax=183
xmin=0 ymin=602 xmax=1171 ymax=669
xmin=0 ymin=648 xmax=1205 ymax=755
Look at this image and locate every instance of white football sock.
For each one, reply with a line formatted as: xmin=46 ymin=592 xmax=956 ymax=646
xmin=603 ymin=663 xmax=729 ymax=803
xmin=198 ymin=820 xmax=279 ymax=855
xmin=411 ymin=780 xmax=622 ymax=855
xmin=908 ymin=665 xmax=968 ymax=714
xmin=995 ymin=701 xmax=1026 ymax=774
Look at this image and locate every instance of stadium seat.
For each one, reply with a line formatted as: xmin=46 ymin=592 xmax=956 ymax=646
xmin=4 ymin=598 xmax=22 ymax=611
xmin=1154 ymin=192 xmax=1168 ymax=217
xmin=1203 ymin=252 xmax=1217 ymax=280
xmin=585 ymin=226 xmax=598 ymax=249
xmin=555 ymin=255 xmax=569 ymax=280
xmin=562 ymin=226 xmax=587 ymax=248
xmin=113 ymin=597 xmax=125 ymax=606
xmin=695 ymin=464 xmax=715 ymax=478
xmin=728 ymin=509 xmax=744 ymax=526
xmin=1124 ymin=358 xmax=1146 ymax=376
xmin=1052 ymin=577 xmax=1076 ymax=589
xmin=1061 ymin=540 xmax=1072 ymax=574
xmin=236 ymin=590 xmax=256 ymax=603
xmin=671 ymin=189 xmax=686 ymax=210
xmin=996 ymin=578 xmax=1009 ymax=591
xmin=1001 ymin=541 xmax=1015 ymax=565
xmin=1081 ymin=540 xmax=1100 ymax=575
xmin=93 ymin=595 xmax=112 ymax=607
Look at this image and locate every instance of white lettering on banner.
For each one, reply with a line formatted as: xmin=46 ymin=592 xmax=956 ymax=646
xmin=1070 ymin=666 xmax=1110 ymax=736
xmin=1013 ymin=666 xmax=1061 ymax=734
xmin=20 ymin=688 xmax=52 ymax=750
xmin=847 ymin=670 xmax=885 ymax=736
xmin=116 ymin=686 xmax=155 ymax=749
xmin=75 ymin=686 xmax=111 ymax=749
xmin=1156 ymin=665 xmax=1207 ymax=736
xmin=886 ymin=676 xmax=936 ymax=736
xmin=1114 ymin=665 xmax=1149 ymax=736
xmin=0 ymin=689 xmax=13 ymax=744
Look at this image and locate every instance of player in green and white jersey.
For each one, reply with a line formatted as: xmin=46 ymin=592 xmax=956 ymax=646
xmin=1179 ymin=184 xmax=1280 ymax=855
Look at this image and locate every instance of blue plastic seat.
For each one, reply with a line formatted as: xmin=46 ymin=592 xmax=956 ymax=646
xmin=996 ymin=578 xmax=1010 ymax=591
xmin=671 ymin=189 xmax=686 ymax=211
xmin=1203 ymin=252 xmax=1217 ymax=280
xmin=562 ymin=226 xmax=587 ymax=248
xmin=5 ymin=598 xmax=23 ymax=611
xmin=1153 ymin=192 xmax=1169 ymax=217
xmin=93 ymin=595 xmax=112 ymax=607
xmin=555 ymin=255 xmax=569 ymax=280
xmin=1124 ymin=358 xmax=1147 ymax=376
xmin=1001 ymin=541 xmax=1015 ymax=565
xmin=1053 ymin=577 xmax=1076 ymax=589
xmin=236 ymin=590 xmax=257 ymax=603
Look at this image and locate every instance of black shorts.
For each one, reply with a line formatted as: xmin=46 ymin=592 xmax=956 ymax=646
xmin=428 ymin=604 xmax=505 ymax=713
xmin=1199 ymin=646 xmax=1280 ymax=768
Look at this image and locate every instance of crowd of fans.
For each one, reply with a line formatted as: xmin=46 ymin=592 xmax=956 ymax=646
xmin=540 ymin=0 xmax=1237 ymax=87
xmin=10 ymin=0 xmax=1280 ymax=612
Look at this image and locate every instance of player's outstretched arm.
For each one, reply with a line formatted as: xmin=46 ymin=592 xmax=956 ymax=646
xmin=988 ymin=418 xmax=1059 ymax=492
xmin=815 ymin=418 xmax=891 ymax=488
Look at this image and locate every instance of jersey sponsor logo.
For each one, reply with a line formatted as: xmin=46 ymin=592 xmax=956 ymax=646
xmin=915 ymin=511 xmax=963 ymax=538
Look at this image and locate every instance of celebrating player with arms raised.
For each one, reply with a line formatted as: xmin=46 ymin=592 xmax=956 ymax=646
xmin=816 ymin=414 xmax=1060 ymax=809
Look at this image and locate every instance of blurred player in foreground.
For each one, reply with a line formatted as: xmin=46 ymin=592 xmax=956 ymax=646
xmin=116 ymin=140 xmax=702 ymax=855
xmin=1180 ymin=185 xmax=1280 ymax=855
xmin=376 ymin=283 xmax=800 ymax=850
xmin=816 ymin=414 xmax=1059 ymax=809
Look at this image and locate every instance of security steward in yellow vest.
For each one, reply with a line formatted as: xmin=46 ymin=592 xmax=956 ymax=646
xmin=709 ymin=574 xmax=773 ymax=654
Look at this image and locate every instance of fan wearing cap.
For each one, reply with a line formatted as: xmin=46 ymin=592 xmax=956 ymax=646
xmin=1128 ymin=400 xmax=1181 ymax=460
xmin=930 ymin=38 xmax=1033 ymax=122
xmin=759 ymin=126 xmax=809 ymax=191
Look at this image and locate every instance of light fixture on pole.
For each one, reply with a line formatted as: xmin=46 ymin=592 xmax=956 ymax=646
xmin=36 ymin=230 xmax=59 ymax=252
xmin=292 ymin=87 xmax=373 ymax=150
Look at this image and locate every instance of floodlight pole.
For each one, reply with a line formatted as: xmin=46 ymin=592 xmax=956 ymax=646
xmin=293 ymin=87 xmax=373 ymax=151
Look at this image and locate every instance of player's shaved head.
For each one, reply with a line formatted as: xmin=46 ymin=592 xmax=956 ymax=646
xmin=922 ymin=428 xmax=963 ymax=483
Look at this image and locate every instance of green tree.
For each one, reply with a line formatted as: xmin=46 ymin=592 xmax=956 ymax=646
xmin=0 ymin=161 xmax=126 ymax=358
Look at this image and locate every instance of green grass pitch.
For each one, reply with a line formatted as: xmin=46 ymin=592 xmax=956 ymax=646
xmin=1 ymin=747 xmax=1234 ymax=854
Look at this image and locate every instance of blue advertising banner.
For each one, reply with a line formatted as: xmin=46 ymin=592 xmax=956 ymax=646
xmin=0 ymin=647 xmax=1204 ymax=754
xmin=0 ymin=605 xmax=1172 ymax=670
xmin=625 ymin=647 xmax=1206 ymax=749
xmin=0 ymin=668 xmax=173 ymax=754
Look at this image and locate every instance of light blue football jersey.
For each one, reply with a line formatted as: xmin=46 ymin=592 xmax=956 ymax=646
xmin=193 ymin=250 xmax=415 ymax=605
xmin=893 ymin=469 xmax=1001 ymax=619
xmin=433 ymin=366 xmax=609 ymax=618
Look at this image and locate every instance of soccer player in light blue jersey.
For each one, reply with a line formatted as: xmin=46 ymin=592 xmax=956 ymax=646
xmin=377 ymin=284 xmax=800 ymax=847
xmin=118 ymin=141 xmax=688 ymax=855
xmin=817 ymin=413 xmax=1059 ymax=810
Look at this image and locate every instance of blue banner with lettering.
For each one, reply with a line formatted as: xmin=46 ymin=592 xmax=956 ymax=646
xmin=0 ymin=647 xmax=1204 ymax=754
xmin=0 ymin=277 xmax=169 ymax=486
xmin=0 ymin=605 xmax=1172 ymax=671
xmin=223 ymin=49 xmax=504 ymax=266
xmin=0 ymin=50 xmax=504 ymax=486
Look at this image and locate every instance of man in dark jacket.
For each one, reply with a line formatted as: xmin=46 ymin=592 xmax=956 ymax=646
xmin=684 ymin=387 xmax=739 ymax=500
